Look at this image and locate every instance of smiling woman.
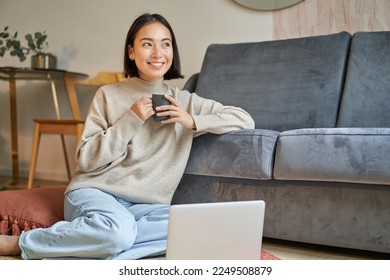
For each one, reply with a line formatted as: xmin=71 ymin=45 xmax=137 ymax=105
xmin=233 ymin=0 xmax=304 ymax=11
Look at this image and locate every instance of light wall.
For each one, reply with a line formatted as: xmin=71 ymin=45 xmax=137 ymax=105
xmin=0 ymin=0 xmax=273 ymax=181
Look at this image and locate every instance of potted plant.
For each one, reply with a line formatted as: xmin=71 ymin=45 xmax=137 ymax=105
xmin=0 ymin=26 xmax=56 ymax=69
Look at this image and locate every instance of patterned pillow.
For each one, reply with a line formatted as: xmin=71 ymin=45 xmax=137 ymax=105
xmin=0 ymin=186 xmax=65 ymax=236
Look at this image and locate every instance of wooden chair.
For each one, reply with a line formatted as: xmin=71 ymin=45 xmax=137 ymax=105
xmin=27 ymin=71 xmax=125 ymax=189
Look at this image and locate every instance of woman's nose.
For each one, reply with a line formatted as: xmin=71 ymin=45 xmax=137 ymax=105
xmin=152 ymin=46 xmax=162 ymax=58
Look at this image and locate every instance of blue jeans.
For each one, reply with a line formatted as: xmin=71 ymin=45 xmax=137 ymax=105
xmin=19 ymin=188 xmax=169 ymax=259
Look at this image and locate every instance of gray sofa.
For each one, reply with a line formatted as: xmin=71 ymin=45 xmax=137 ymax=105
xmin=171 ymin=31 xmax=390 ymax=254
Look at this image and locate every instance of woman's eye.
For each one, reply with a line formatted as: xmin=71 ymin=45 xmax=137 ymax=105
xmin=143 ymin=42 xmax=152 ymax=47
xmin=163 ymin=42 xmax=171 ymax=48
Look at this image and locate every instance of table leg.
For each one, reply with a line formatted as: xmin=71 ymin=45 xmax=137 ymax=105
xmin=63 ymin=76 xmax=82 ymax=120
xmin=49 ymin=79 xmax=71 ymax=180
xmin=9 ymin=78 xmax=19 ymax=184
xmin=50 ymin=78 xmax=61 ymax=119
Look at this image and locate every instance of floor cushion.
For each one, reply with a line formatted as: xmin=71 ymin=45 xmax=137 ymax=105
xmin=0 ymin=186 xmax=65 ymax=236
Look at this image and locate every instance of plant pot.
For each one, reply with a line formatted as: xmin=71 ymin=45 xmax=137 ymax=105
xmin=31 ymin=53 xmax=57 ymax=69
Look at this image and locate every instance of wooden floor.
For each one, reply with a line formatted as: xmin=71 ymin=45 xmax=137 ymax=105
xmin=1 ymin=176 xmax=389 ymax=260
xmin=262 ymin=238 xmax=389 ymax=260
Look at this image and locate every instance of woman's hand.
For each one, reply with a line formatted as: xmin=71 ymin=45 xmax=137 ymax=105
xmin=157 ymin=94 xmax=196 ymax=130
xmin=130 ymin=95 xmax=155 ymax=121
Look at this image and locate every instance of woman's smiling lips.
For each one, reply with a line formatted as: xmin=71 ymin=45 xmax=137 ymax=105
xmin=148 ymin=62 xmax=165 ymax=69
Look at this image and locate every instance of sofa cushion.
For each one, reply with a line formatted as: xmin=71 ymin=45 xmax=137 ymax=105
xmin=0 ymin=186 xmax=65 ymax=236
xmin=337 ymin=31 xmax=390 ymax=127
xmin=273 ymin=128 xmax=390 ymax=185
xmin=185 ymin=129 xmax=279 ymax=180
xmin=195 ymin=32 xmax=351 ymax=131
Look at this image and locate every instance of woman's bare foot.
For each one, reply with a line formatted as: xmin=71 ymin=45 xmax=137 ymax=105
xmin=0 ymin=235 xmax=21 ymax=255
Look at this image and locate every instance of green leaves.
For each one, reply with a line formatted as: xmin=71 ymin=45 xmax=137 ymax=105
xmin=0 ymin=26 xmax=48 ymax=62
xmin=25 ymin=32 xmax=48 ymax=51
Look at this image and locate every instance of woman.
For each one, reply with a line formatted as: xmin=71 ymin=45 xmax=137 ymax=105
xmin=0 ymin=13 xmax=254 ymax=259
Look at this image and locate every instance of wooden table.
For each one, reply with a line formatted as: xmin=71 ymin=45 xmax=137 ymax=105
xmin=0 ymin=67 xmax=88 ymax=184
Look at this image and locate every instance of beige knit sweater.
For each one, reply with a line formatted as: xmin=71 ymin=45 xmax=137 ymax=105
xmin=66 ymin=78 xmax=254 ymax=204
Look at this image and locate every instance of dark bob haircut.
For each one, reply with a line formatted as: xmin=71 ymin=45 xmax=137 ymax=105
xmin=123 ymin=13 xmax=184 ymax=80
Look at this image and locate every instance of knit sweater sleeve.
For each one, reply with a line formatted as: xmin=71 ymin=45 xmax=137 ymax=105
xmin=75 ymin=89 xmax=143 ymax=173
xmin=180 ymin=91 xmax=255 ymax=137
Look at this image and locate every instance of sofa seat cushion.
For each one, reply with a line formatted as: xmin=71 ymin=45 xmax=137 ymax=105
xmin=185 ymin=129 xmax=279 ymax=180
xmin=274 ymin=128 xmax=390 ymax=185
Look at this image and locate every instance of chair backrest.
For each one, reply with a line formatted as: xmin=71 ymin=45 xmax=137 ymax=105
xmin=77 ymin=71 xmax=125 ymax=87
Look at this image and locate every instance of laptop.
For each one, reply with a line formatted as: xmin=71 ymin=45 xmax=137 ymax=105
xmin=165 ymin=200 xmax=266 ymax=260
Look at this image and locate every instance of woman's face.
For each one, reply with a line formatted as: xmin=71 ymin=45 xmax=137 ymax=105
xmin=128 ymin=22 xmax=173 ymax=82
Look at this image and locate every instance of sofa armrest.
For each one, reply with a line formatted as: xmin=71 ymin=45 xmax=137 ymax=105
xmin=185 ymin=129 xmax=279 ymax=180
xmin=183 ymin=73 xmax=199 ymax=92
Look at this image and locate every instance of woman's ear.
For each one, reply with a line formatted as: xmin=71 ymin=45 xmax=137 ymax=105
xmin=128 ymin=44 xmax=134 ymax=60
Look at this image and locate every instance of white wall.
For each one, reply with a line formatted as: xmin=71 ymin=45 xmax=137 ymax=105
xmin=0 ymin=0 xmax=273 ymax=181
